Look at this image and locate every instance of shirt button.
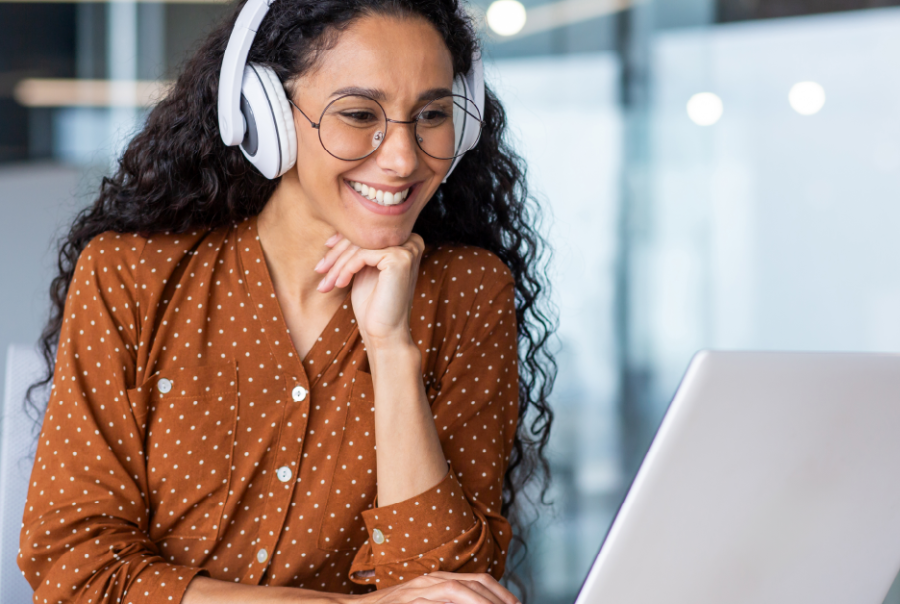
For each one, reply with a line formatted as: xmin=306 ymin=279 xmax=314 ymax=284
xmin=292 ymin=386 xmax=307 ymax=402
xmin=157 ymin=378 xmax=172 ymax=394
xmin=372 ymin=528 xmax=385 ymax=545
xmin=257 ymin=548 xmax=268 ymax=563
xmin=276 ymin=466 xmax=292 ymax=482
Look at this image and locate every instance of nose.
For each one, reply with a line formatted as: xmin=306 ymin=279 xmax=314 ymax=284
xmin=374 ymin=120 xmax=418 ymax=177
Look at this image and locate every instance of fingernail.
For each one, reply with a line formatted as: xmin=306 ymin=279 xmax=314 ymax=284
xmin=316 ymin=278 xmax=325 ymax=291
xmin=315 ymin=258 xmax=324 ymax=270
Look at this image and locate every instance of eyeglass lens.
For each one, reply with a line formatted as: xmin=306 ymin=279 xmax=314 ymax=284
xmin=317 ymin=94 xmax=481 ymax=161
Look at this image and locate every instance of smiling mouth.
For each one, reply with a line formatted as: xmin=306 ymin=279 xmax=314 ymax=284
xmin=346 ymin=180 xmax=412 ymax=207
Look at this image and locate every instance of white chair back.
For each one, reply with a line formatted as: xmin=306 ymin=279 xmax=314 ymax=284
xmin=0 ymin=344 xmax=44 ymax=603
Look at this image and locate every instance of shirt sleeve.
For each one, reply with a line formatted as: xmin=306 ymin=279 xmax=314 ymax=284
xmin=18 ymin=234 xmax=210 ymax=603
xmin=349 ymin=256 xmax=519 ymax=587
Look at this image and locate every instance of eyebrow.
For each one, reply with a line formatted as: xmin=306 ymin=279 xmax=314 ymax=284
xmin=329 ymin=86 xmax=453 ymax=102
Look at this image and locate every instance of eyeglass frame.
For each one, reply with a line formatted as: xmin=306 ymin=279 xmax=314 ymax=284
xmin=287 ymin=92 xmax=484 ymax=162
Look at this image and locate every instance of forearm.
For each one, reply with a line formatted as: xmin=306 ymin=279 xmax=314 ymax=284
xmin=368 ymin=341 xmax=448 ymax=507
xmin=183 ymin=576 xmax=349 ymax=604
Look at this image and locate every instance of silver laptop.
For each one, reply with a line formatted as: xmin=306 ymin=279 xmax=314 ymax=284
xmin=575 ymin=351 xmax=900 ymax=604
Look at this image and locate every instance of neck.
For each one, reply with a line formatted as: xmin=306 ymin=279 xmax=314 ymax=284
xmin=257 ymin=179 xmax=349 ymax=309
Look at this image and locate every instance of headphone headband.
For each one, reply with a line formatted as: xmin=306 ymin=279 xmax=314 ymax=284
xmin=218 ymin=0 xmax=273 ymax=146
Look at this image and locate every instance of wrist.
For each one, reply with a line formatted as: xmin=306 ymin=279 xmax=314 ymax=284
xmin=316 ymin=592 xmax=362 ymax=604
xmin=365 ymin=329 xmax=416 ymax=353
xmin=367 ymin=337 xmax=420 ymax=374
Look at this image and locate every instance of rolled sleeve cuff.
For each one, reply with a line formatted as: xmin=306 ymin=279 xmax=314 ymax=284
xmin=127 ymin=562 xmax=209 ymax=603
xmin=361 ymin=467 xmax=476 ymax=563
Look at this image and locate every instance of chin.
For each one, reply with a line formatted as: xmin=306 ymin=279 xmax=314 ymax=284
xmin=350 ymin=229 xmax=409 ymax=250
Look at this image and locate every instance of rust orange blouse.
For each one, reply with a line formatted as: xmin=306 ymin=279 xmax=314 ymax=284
xmin=19 ymin=216 xmax=519 ymax=603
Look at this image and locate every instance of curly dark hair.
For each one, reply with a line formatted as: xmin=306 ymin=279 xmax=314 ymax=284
xmin=28 ymin=0 xmax=557 ymax=597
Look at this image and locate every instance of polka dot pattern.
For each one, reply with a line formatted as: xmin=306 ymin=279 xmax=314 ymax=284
xmin=18 ymin=216 xmax=520 ymax=601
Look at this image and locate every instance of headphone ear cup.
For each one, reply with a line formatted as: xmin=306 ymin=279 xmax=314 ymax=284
xmin=443 ymin=74 xmax=471 ymax=184
xmin=254 ymin=64 xmax=297 ymax=175
xmin=443 ymin=53 xmax=485 ymax=184
xmin=450 ymin=74 xmax=470 ymax=158
xmin=237 ymin=63 xmax=297 ymax=179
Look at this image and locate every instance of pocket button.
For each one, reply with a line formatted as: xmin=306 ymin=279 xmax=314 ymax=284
xmin=276 ymin=466 xmax=292 ymax=482
xmin=157 ymin=378 xmax=172 ymax=394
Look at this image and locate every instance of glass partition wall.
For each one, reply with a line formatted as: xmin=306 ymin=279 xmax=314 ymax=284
xmin=2 ymin=1 xmax=900 ymax=602
xmin=486 ymin=2 xmax=900 ymax=602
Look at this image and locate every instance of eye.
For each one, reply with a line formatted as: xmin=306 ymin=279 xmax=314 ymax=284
xmin=340 ymin=110 xmax=379 ymax=124
xmin=418 ymin=109 xmax=450 ymax=127
xmin=420 ymin=109 xmax=449 ymax=120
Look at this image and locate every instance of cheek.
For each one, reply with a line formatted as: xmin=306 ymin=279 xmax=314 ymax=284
xmin=293 ymin=130 xmax=344 ymax=191
xmin=293 ymin=118 xmax=330 ymax=169
xmin=424 ymin=154 xmax=452 ymax=181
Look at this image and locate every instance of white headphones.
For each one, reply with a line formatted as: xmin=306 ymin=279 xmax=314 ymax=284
xmin=217 ymin=0 xmax=485 ymax=181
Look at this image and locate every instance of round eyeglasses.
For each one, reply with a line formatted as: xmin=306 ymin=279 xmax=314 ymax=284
xmin=288 ymin=93 xmax=483 ymax=162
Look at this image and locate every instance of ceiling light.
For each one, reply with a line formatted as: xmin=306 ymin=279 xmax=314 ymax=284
xmin=486 ymin=0 xmax=527 ymax=36
xmin=686 ymin=92 xmax=723 ymax=126
xmin=789 ymin=81 xmax=825 ymax=116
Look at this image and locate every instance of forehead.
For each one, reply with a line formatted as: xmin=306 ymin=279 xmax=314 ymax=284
xmin=302 ymin=13 xmax=455 ymax=97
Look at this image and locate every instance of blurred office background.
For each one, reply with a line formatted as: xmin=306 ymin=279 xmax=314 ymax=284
xmin=3 ymin=0 xmax=900 ymax=601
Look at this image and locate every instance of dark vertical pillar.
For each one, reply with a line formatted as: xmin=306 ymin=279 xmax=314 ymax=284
xmin=614 ymin=0 xmax=715 ymax=479
xmin=138 ymin=4 xmax=166 ymax=81
xmin=614 ymin=1 xmax=656 ymax=480
xmin=77 ymin=4 xmax=106 ymax=80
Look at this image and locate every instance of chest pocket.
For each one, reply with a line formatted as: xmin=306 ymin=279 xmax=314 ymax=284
xmin=318 ymin=369 xmax=377 ymax=551
xmin=128 ymin=359 xmax=238 ymax=542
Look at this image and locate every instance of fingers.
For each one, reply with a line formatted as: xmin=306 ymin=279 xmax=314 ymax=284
xmin=457 ymin=580 xmax=507 ymax=604
xmin=379 ymin=573 xmax=518 ymax=604
xmin=332 ymin=248 xmax=373 ymax=289
xmin=318 ymin=245 xmax=363 ymax=291
xmin=331 ymin=247 xmax=408 ymax=290
xmin=316 ymin=235 xmax=355 ymax=276
xmin=403 ymin=232 xmax=425 ymax=254
xmin=318 ymin=246 xmax=416 ymax=292
xmin=427 ymin=572 xmax=519 ymax=604
xmin=422 ymin=578 xmax=508 ymax=604
xmin=318 ymin=232 xmax=422 ymax=271
xmin=332 ymin=250 xmax=380 ymax=289
xmin=314 ymin=232 xmax=424 ymax=292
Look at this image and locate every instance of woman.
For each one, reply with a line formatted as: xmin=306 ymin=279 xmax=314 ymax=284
xmin=19 ymin=0 xmax=556 ymax=603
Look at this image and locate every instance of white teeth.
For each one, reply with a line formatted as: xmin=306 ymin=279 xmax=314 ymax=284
xmin=348 ymin=180 xmax=411 ymax=206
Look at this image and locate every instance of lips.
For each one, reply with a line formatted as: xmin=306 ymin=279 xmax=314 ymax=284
xmin=347 ymin=180 xmax=410 ymax=206
xmin=345 ymin=179 xmax=419 ymax=215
